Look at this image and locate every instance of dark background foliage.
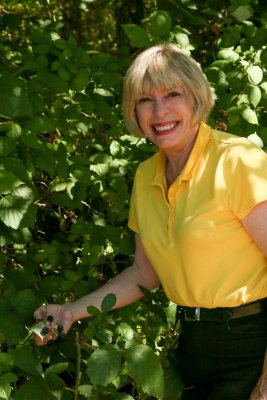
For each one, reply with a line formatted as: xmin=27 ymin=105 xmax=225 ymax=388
xmin=0 ymin=0 xmax=266 ymax=398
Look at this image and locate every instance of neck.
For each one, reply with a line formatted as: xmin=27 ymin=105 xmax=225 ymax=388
xmin=165 ymin=125 xmax=199 ymax=187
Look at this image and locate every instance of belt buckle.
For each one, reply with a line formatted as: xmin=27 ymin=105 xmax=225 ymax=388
xmin=184 ymin=307 xmax=201 ymax=322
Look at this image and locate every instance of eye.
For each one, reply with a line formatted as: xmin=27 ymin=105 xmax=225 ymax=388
xmin=138 ymin=97 xmax=152 ymax=104
xmin=167 ymin=91 xmax=182 ymax=98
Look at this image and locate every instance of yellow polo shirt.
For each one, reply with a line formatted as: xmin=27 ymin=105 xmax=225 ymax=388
xmin=128 ymin=122 xmax=267 ymax=308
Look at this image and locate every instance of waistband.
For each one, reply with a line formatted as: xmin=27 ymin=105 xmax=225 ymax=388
xmin=177 ymin=298 xmax=267 ymax=323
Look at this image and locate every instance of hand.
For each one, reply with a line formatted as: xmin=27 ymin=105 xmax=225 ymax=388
xmin=250 ymin=350 xmax=267 ymax=400
xmin=33 ymin=304 xmax=74 ymax=346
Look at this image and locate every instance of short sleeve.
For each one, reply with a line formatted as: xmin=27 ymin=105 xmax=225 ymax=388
xmin=225 ymin=140 xmax=267 ymax=219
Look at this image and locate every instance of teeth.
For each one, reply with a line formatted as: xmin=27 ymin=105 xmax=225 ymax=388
xmin=154 ymin=123 xmax=176 ymax=132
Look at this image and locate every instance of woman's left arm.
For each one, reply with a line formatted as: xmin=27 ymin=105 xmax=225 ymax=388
xmin=241 ymin=200 xmax=267 ymax=258
xmin=242 ymin=200 xmax=267 ymax=400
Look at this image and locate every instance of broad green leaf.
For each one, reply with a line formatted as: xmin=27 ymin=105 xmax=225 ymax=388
xmin=78 ymin=385 xmax=93 ymax=397
xmin=247 ymin=66 xmax=263 ymax=85
xmin=21 ymin=130 xmax=44 ymax=150
xmin=14 ymin=377 xmax=50 ymax=400
xmin=10 ymin=349 xmax=43 ymax=376
xmin=87 ymin=305 xmax=101 ymax=317
xmin=260 ymin=82 xmax=267 ymax=99
xmin=0 ymin=353 xmax=14 ymax=372
xmin=122 ymin=24 xmax=150 ymax=48
xmin=0 ymin=136 xmax=16 ymax=156
xmin=0 ymin=171 xmax=22 ymax=194
xmin=114 ymin=394 xmax=134 ymax=400
xmin=148 ymin=11 xmax=172 ymax=37
xmin=0 ymin=373 xmax=17 ymax=385
xmin=0 ymin=311 xmax=26 ymax=345
xmin=232 ymin=6 xmax=252 ymax=21
xmin=0 ymin=384 xmax=11 ymax=399
xmin=227 ymin=112 xmax=240 ymax=126
xmin=0 ymin=195 xmax=31 ymax=229
xmin=70 ymin=68 xmax=90 ymax=91
xmin=0 ymin=74 xmax=32 ymax=118
xmin=125 ymin=344 xmax=164 ymax=398
xmin=86 ymin=344 xmax=122 ymax=386
xmin=247 ymin=133 xmax=263 ymax=148
xmin=247 ymin=85 xmax=261 ymax=107
xmin=175 ymin=33 xmax=190 ymax=49
xmin=44 ymin=363 xmax=69 ymax=376
xmin=217 ymin=48 xmax=239 ymax=62
xmin=7 ymin=122 xmax=22 ymax=139
xmin=101 ymin=293 xmax=117 ymax=312
xmin=241 ymin=107 xmax=258 ymax=125
xmin=12 ymin=184 xmax=36 ymax=201
xmin=11 ymin=289 xmax=38 ymax=318
xmin=0 ymin=157 xmax=30 ymax=183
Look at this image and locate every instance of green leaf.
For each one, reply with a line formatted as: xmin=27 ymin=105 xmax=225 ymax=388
xmin=232 ymin=6 xmax=252 ymax=21
xmin=247 ymin=133 xmax=263 ymax=148
xmin=124 ymin=344 xmax=164 ymax=398
xmin=0 ymin=74 xmax=32 ymax=118
xmin=148 ymin=11 xmax=172 ymax=37
xmin=70 ymin=68 xmax=89 ymax=91
xmin=0 ymin=195 xmax=31 ymax=229
xmin=114 ymin=394 xmax=134 ymax=400
xmin=14 ymin=377 xmax=50 ymax=400
xmin=122 ymin=24 xmax=150 ymax=48
xmin=7 ymin=122 xmax=22 ymax=139
xmin=0 ymin=171 xmax=23 ymax=194
xmin=217 ymin=48 xmax=239 ymax=62
xmin=11 ymin=289 xmax=38 ymax=319
xmin=87 ymin=305 xmax=101 ymax=317
xmin=247 ymin=85 xmax=261 ymax=107
xmin=0 ymin=384 xmax=11 ymax=399
xmin=101 ymin=293 xmax=116 ymax=312
xmin=241 ymin=107 xmax=258 ymax=125
xmin=78 ymin=385 xmax=93 ymax=397
xmin=247 ymin=66 xmax=263 ymax=85
xmin=10 ymin=349 xmax=43 ymax=377
xmin=86 ymin=344 xmax=122 ymax=386
xmin=0 ymin=353 xmax=15 ymax=372
xmin=0 ymin=137 xmax=16 ymax=156
xmin=260 ymin=82 xmax=267 ymax=99
xmin=44 ymin=363 xmax=69 ymax=376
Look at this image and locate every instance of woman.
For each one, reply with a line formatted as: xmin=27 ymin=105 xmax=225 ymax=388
xmin=34 ymin=44 xmax=267 ymax=400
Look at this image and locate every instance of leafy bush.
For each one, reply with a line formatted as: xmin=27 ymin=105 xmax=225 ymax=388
xmin=0 ymin=0 xmax=266 ymax=398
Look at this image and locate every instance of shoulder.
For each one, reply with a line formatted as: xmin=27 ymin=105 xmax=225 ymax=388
xmin=210 ymin=128 xmax=267 ymax=162
xmin=135 ymin=152 xmax=160 ymax=177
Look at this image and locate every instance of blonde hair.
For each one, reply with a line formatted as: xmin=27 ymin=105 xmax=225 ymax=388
xmin=123 ymin=43 xmax=216 ymax=137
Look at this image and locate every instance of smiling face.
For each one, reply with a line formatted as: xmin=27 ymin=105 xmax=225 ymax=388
xmin=123 ymin=44 xmax=216 ymax=139
xmin=136 ymin=85 xmax=199 ymax=154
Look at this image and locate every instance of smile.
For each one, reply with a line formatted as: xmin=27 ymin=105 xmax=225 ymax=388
xmin=153 ymin=122 xmax=178 ymax=133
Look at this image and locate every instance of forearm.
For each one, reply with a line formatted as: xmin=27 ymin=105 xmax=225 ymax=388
xmin=64 ymin=263 xmax=159 ymax=323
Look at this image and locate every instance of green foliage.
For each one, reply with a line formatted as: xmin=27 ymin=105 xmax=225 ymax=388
xmin=0 ymin=0 xmax=266 ymax=399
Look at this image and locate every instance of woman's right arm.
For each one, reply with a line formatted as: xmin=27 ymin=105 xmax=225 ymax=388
xmin=33 ymin=233 xmax=160 ymax=345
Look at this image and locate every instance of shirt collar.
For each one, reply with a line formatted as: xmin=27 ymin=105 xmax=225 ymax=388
xmin=152 ymin=122 xmax=212 ymax=186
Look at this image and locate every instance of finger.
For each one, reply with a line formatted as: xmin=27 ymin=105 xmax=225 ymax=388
xmin=33 ymin=305 xmax=47 ymax=321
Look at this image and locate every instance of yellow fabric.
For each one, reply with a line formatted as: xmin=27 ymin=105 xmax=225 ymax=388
xmin=128 ymin=122 xmax=267 ymax=308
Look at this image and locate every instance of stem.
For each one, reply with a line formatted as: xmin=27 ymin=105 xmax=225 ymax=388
xmin=74 ymin=330 xmax=81 ymax=400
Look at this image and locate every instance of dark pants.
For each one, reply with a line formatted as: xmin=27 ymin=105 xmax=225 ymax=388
xmin=176 ymin=312 xmax=267 ymax=400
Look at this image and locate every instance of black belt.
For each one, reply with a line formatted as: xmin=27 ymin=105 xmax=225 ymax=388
xmin=177 ymin=299 xmax=267 ymax=323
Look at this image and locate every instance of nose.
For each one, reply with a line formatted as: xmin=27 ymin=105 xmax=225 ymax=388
xmin=153 ymin=99 xmax=168 ymax=118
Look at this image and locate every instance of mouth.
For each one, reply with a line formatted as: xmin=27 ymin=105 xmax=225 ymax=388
xmin=153 ymin=122 xmax=178 ymax=135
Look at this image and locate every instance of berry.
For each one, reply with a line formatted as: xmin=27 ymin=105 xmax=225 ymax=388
xmin=57 ymin=324 xmax=64 ymax=333
xmin=57 ymin=332 xmax=66 ymax=342
xmin=41 ymin=326 xmax=49 ymax=336
xmin=47 ymin=315 xmax=53 ymax=323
